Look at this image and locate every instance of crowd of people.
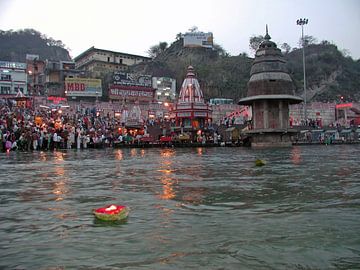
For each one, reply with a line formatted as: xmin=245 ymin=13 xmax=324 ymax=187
xmin=0 ymin=99 xmax=133 ymax=152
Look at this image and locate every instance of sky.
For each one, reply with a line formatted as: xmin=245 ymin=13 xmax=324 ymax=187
xmin=1 ymin=0 xmax=360 ymax=60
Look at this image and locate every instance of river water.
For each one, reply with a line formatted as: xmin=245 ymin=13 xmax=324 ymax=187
xmin=0 ymin=145 xmax=359 ymax=270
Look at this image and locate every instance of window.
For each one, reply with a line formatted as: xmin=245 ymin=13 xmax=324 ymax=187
xmin=1 ymin=74 xmax=11 ymax=81
xmin=0 ymin=86 xmax=11 ymax=94
xmin=107 ymin=57 xmax=110 ymax=62
xmin=119 ymin=59 xmax=123 ymax=64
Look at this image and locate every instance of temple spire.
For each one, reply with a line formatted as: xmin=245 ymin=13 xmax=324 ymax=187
xmin=264 ymin=24 xmax=271 ymax=40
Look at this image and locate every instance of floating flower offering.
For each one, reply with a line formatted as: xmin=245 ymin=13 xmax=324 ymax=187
xmin=93 ymin=204 xmax=129 ymax=221
xmin=255 ymin=159 xmax=266 ymax=166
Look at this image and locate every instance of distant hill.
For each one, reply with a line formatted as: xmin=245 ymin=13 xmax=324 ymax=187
xmin=286 ymin=43 xmax=360 ymax=102
xmin=133 ymin=38 xmax=360 ymax=103
xmin=0 ymin=29 xmax=71 ymax=62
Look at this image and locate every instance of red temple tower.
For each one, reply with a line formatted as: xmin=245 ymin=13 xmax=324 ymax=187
xmin=173 ymin=66 xmax=212 ymax=131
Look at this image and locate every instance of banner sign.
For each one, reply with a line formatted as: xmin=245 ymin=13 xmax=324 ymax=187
xmin=109 ymin=85 xmax=154 ymax=100
xmin=65 ymin=78 xmax=102 ymax=97
xmin=113 ymin=72 xmax=152 ymax=87
xmin=183 ymin=32 xmax=213 ymax=48
xmin=335 ymin=103 xmax=353 ymax=109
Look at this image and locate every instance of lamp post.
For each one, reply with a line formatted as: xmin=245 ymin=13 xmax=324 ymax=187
xmin=297 ymin=18 xmax=309 ymax=122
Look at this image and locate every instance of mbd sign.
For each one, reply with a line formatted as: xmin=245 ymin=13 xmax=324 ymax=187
xmin=65 ymin=78 xmax=102 ymax=97
xmin=66 ymin=82 xmax=85 ymax=91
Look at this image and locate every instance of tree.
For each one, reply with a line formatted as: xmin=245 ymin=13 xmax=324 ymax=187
xmin=298 ymin=35 xmax=317 ymax=47
xmin=281 ymin=43 xmax=291 ymax=54
xmin=147 ymin=41 xmax=168 ymax=59
xmin=176 ymin=32 xmax=183 ymax=40
xmin=249 ymin=35 xmax=264 ymax=53
xmin=213 ymin=43 xmax=228 ymax=57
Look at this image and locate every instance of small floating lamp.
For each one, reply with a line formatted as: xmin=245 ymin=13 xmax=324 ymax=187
xmin=93 ymin=204 xmax=129 ymax=221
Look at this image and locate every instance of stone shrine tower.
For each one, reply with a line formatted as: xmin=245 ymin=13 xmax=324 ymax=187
xmin=174 ymin=66 xmax=212 ymax=131
xmin=238 ymin=26 xmax=302 ymax=147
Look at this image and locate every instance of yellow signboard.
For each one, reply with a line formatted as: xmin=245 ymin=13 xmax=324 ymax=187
xmin=65 ymin=78 xmax=102 ymax=97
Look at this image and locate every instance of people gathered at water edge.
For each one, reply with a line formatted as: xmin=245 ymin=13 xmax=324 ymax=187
xmin=1 ymin=98 xmax=359 ymax=152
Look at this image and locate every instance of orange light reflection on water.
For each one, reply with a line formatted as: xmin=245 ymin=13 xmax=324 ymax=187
xmin=291 ymin=146 xmax=302 ymax=165
xmin=158 ymin=149 xmax=176 ymax=200
xmin=115 ymin=149 xmax=123 ymax=160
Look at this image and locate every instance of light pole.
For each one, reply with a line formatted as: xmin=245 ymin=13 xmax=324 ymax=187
xmin=297 ymin=18 xmax=309 ymax=122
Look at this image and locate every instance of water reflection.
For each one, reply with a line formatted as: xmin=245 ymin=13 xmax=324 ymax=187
xmin=158 ymin=149 xmax=176 ymax=200
xmin=291 ymin=146 xmax=302 ymax=165
xmin=160 ymin=148 xmax=175 ymax=158
xmin=115 ymin=149 xmax=123 ymax=161
xmin=159 ymin=176 xmax=176 ymax=200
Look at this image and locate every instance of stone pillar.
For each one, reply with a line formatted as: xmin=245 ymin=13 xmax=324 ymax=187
xmin=252 ymin=102 xmax=256 ymax=128
xmin=279 ymin=100 xmax=284 ymax=128
xmin=263 ymin=101 xmax=269 ymax=129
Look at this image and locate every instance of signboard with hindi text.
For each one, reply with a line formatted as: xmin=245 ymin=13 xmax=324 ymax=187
xmin=113 ymin=72 xmax=152 ymax=87
xmin=109 ymin=85 xmax=154 ymax=101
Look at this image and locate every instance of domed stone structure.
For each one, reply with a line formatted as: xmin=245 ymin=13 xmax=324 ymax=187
xmin=238 ymin=26 xmax=302 ymax=147
xmin=174 ymin=65 xmax=212 ymax=131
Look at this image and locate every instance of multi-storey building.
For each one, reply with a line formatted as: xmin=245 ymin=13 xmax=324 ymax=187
xmin=74 ymin=47 xmax=151 ymax=78
xmin=0 ymin=61 xmax=28 ymax=96
xmin=45 ymin=60 xmax=81 ymax=97
xmin=26 ymin=54 xmax=46 ymax=96
xmin=152 ymin=77 xmax=176 ymax=103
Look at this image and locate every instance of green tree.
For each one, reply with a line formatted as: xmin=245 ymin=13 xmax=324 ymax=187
xmin=249 ymin=35 xmax=264 ymax=53
xmin=281 ymin=43 xmax=291 ymax=54
xmin=147 ymin=41 xmax=168 ymax=59
xmin=298 ymin=35 xmax=317 ymax=47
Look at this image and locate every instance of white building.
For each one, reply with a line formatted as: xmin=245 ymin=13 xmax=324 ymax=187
xmin=152 ymin=77 xmax=176 ymax=103
xmin=0 ymin=61 xmax=28 ymax=95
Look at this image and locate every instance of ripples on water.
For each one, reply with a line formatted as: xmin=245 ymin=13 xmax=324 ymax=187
xmin=0 ymin=146 xmax=360 ymax=269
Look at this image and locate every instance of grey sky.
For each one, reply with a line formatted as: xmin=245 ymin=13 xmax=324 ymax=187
xmin=1 ymin=0 xmax=359 ymax=59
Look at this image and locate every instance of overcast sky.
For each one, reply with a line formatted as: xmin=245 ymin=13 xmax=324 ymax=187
xmin=1 ymin=0 xmax=359 ymax=60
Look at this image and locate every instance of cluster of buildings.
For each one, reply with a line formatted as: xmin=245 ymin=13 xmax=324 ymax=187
xmin=1 ymin=29 xmax=359 ymax=147
xmin=0 ymin=48 xmax=176 ymax=104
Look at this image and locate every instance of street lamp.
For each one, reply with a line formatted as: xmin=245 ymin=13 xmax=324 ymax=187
xmin=297 ymin=18 xmax=309 ymax=122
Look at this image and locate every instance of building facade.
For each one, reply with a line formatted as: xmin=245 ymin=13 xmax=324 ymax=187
xmin=45 ymin=60 xmax=81 ymax=97
xmin=0 ymin=61 xmax=28 ymax=96
xmin=26 ymin=54 xmax=46 ymax=96
xmin=152 ymin=77 xmax=176 ymax=103
xmin=74 ymin=47 xmax=151 ymax=78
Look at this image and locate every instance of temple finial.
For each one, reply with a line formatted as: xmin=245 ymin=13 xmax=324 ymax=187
xmin=264 ymin=24 xmax=271 ymax=40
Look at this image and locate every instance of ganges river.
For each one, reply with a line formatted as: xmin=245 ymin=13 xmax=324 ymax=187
xmin=1 ymin=145 xmax=360 ymax=270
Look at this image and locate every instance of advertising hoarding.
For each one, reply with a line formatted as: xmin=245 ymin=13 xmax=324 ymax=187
xmin=109 ymin=85 xmax=154 ymax=101
xmin=183 ymin=32 xmax=213 ymax=48
xmin=65 ymin=78 xmax=102 ymax=97
xmin=113 ymin=72 xmax=152 ymax=87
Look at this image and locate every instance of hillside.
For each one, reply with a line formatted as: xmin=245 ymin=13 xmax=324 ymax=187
xmin=133 ymin=39 xmax=360 ymax=103
xmin=1 ymin=29 xmax=359 ymax=102
xmin=0 ymin=29 xmax=71 ymax=62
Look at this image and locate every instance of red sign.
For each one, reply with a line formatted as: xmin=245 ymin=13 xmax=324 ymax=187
xmin=66 ymin=82 xmax=85 ymax=91
xmin=47 ymin=96 xmax=67 ymax=104
xmin=336 ymin=103 xmax=353 ymax=109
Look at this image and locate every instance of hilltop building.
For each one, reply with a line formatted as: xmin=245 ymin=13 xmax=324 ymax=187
xmin=238 ymin=27 xmax=302 ymax=147
xmin=74 ymin=47 xmax=151 ymax=78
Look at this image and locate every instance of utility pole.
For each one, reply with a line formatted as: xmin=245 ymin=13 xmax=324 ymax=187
xmin=297 ymin=18 xmax=309 ymax=122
